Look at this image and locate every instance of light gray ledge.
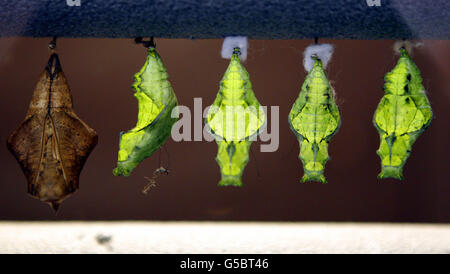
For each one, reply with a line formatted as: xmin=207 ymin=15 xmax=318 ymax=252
xmin=0 ymin=222 xmax=449 ymax=254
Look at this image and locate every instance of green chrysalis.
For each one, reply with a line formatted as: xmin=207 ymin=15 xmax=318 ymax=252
xmin=373 ymin=47 xmax=432 ymax=180
xmin=206 ymin=48 xmax=265 ymax=186
xmin=288 ymin=56 xmax=341 ymax=183
xmin=113 ymin=47 xmax=178 ymax=176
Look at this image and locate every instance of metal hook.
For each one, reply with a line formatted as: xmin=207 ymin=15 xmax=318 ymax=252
xmin=400 ymin=38 xmax=407 ymax=50
xmin=49 ymin=36 xmax=57 ymax=50
xmin=135 ymin=37 xmax=156 ymax=49
xmin=311 ymin=38 xmax=321 ymax=61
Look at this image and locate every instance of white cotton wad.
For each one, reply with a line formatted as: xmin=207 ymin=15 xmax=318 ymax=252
xmin=221 ymin=36 xmax=248 ymax=61
xmin=393 ymin=40 xmax=423 ymax=56
xmin=303 ymin=43 xmax=334 ymax=72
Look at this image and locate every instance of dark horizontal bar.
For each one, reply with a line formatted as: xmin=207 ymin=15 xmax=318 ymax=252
xmin=0 ymin=0 xmax=449 ymax=39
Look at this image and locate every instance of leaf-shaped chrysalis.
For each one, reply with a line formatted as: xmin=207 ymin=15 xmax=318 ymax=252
xmin=288 ymin=44 xmax=341 ymax=183
xmin=7 ymin=53 xmax=98 ymax=211
xmin=113 ymin=45 xmax=178 ymax=176
xmin=206 ymin=47 xmax=266 ymax=186
xmin=373 ymin=47 xmax=432 ymax=180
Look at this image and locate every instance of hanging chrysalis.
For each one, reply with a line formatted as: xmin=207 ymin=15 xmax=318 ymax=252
xmin=373 ymin=46 xmax=432 ymax=180
xmin=288 ymin=44 xmax=341 ymax=183
xmin=7 ymin=38 xmax=98 ymax=211
xmin=206 ymin=37 xmax=265 ymax=186
xmin=113 ymin=38 xmax=178 ymax=176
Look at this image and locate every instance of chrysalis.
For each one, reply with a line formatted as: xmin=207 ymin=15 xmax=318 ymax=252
xmin=7 ymin=50 xmax=98 ymax=211
xmin=113 ymin=43 xmax=178 ymax=176
xmin=373 ymin=47 xmax=432 ymax=180
xmin=206 ymin=48 xmax=265 ymax=186
xmin=288 ymin=45 xmax=341 ymax=183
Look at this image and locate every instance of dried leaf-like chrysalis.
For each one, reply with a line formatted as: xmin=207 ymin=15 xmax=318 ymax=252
xmin=373 ymin=47 xmax=432 ymax=180
xmin=7 ymin=53 xmax=98 ymax=211
xmin=288 ymin=56 xmax=341 ymax=183
xmin=113 ymin=47 xmax=178 ymax=176
xmin=206 ymin=49 xmax=265 ymax=186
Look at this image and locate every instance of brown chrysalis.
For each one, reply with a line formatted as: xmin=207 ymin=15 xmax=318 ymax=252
xmin=7 ymin=52 xmax=98 ymax=211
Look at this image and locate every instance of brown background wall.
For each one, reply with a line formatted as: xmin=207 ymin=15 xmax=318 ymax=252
xmin=0 ymin=38 xmax=448 ymax=221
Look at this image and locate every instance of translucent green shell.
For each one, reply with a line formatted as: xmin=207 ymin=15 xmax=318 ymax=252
xmin=373 ymin=48 xmax=432 ymax=180
xmin=113 ymin=48 xmax=178 ymax=176
xmin=206 ymin=52 xmax=265 ymax=186
xmin=288 ymin=57 xmax=341 ymax=183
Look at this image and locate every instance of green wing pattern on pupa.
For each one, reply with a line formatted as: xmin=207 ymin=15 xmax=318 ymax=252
xmin=288 ymin=57 xmax=340 ymax=183
xmin=113 ymin=48 xmax=178 ymax=176
xmin=206 ymin=50 xmax=265 ymax=186
xmin=373 ymin=47 xmax=432 ymax=180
